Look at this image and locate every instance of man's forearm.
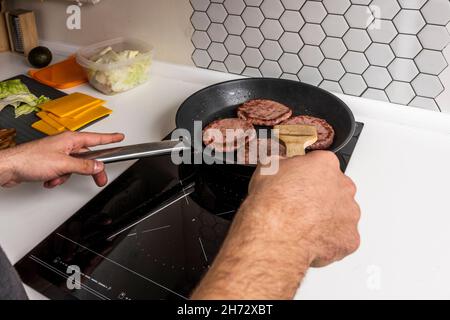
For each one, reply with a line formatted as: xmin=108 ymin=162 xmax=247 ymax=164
xmin=0 ymin=149 xmax=14 ymax=187
xmin=191 ymin=199 xmax=311 ymax=300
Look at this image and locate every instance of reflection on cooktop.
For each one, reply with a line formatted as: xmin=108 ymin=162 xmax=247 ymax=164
xmin=15 ymin=123 xmax=364 ymax=300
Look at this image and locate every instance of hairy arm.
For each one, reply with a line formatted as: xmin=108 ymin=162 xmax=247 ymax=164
xmin=192 ymin=151 xmax=361 ymax=300
xmin=0 ymin=152 xmax=13 ymax=187
xmin=192 ymin=199 xmax=311 ymax=300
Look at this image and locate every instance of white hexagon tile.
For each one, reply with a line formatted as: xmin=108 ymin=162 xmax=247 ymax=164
xmin=190 ymin=0 xmax=450 ymax=112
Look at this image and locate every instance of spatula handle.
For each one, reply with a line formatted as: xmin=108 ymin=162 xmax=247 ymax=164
xmin=280 ymin=135 xmax=316 ymax=157
xmin=273 ymin=125 xmax=318 ymax=157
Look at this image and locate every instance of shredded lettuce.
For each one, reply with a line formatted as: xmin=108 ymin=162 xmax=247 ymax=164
xmin=88 ymin=47 xmax=151 ymax=94
xmin=0 ymin=79 xmax=51 ymax=117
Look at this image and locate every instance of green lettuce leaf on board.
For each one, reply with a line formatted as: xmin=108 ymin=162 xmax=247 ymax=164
xmin=0 ymin=79 xmax=31 ymax=99
xmin=14 ymin=96 xmax=50 ymax=118
xmin=0 ymin=79 xmax=51 ymax=117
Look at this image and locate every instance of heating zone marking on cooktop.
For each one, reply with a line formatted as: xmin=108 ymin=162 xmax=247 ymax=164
xmin=179 ymin=181 xmax=191 ymax=205
xmin=129 ymin=216 xmax=213 ymax=272
xmin=198 ymin=237 xmax=210 ymax=268
xmin=55 ymin=233 xmax=188 ymax=300
xmin=106 ymin=187 xmax=194 ymax=240
xmin=29 ymin=255 xmax=111 ymax=300
xmin=126 ymin=225 xmax=172 ymax=237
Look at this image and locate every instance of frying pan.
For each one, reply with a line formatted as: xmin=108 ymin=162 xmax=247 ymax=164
xmin=77 ymin=78 xmax=356 ymax=164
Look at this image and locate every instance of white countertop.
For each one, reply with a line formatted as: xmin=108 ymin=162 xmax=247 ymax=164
xmin=1 ymin=51 xmax=450 ymax=300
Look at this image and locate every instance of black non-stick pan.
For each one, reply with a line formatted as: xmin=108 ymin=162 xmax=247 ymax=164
xmin=77 ymin=78 xmax=356 ymax=164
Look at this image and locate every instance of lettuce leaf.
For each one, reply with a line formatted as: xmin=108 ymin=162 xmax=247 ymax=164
xmin=14 ymin=104 xmax=39 ymax=118
xmin=0 ymin=79 xmax=31 ymax=99
xmin=0 ymin=80 xmax=51 ymax=117
xmin=14 ymin=95 xmax=50 ymax=118
xmin=0 ymin=93 xmax=38 ymax=110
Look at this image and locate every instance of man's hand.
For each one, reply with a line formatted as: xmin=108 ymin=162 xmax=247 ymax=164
xmin=247 ymin=151 xmax=360 ymax=267
xmin=192 ymin=151 xmax=360 ymax=300
xmin=0 ymin=131 xmax=124 ymax=188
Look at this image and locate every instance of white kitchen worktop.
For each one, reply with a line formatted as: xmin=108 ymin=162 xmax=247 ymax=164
xmin=1 ymin=51 xmax=450 ymax=300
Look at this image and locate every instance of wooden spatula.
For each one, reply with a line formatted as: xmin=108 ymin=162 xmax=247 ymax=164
xmin=273 ymin=124 xmax=318 ymax=157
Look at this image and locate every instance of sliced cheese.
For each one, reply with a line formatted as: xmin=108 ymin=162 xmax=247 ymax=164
xmin=39 ymin=92 xmax=106 ymax=118
xmin=32 ymin=120 xmax=65 ymax=136
xmin=47 ymin=105 xmax=112 ymax=131
xmin=36 ymin=111 xmax=66 ymax=131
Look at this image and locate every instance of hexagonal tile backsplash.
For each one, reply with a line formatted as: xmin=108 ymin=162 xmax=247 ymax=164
xmin=190 ymin=0 xmax=450 ymax=112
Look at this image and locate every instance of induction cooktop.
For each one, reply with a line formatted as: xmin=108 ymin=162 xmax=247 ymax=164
xmin=15 ymin=123 xmax=364 ymax=300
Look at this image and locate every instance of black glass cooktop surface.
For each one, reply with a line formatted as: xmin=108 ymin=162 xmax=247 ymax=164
xmin=15 ymin=123 xmax=364 ymax=300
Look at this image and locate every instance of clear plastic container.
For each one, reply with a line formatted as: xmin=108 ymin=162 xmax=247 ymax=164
xmin=76 ymin=37 xmax=154 ymax=95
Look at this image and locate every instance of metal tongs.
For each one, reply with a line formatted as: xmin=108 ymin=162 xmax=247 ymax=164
xmin=74 ymin=139 xmax=191 ymax=164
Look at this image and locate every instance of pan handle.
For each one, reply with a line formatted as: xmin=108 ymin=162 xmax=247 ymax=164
xmin=73 ymin=140 xmax=191 ymax=164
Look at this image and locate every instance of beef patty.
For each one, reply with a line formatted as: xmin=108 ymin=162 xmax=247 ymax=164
xmin=237 ymin=99 xmax=293 ymax=126
xmin=281 ymin=115 xmax=335 ymax=150
xmin=237 ymin=138 xmax=287 ymax=164
xmin=202 ymin=118 xmax=256 ymax=152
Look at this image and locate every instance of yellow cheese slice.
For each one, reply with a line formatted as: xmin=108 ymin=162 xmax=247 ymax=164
xmin=36 ymin=112 xmax=66 ymax=131
xmin=32 ymin=120 xmax=65 ymax=136
xmin=47 ymin=105 xmax=112 ymax=131
xmin=68 ymin=102 xmax=108 ymax=119
xmin=39 ymin=92 xmax=106 ymax=118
